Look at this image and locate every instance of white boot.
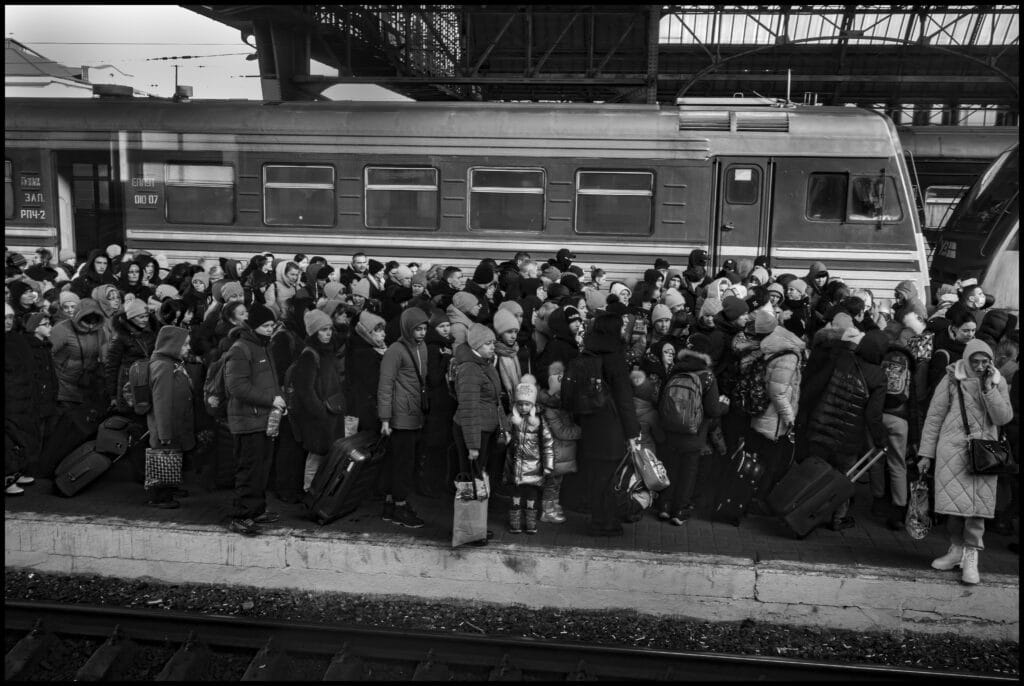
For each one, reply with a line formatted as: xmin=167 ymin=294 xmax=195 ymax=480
xmin=960 ymin=547 xmax=980 ymax=585
xmin=931 ymin=544 xmax=965 ymax=571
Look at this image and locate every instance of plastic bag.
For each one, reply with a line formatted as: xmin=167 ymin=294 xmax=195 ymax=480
xmin=629 ymin=444 xmax=670 ymax=491
xmin=904 ymin=477 xmax=931 ymax=540
xmin=452 ymin=470 xmax=489 ymax=547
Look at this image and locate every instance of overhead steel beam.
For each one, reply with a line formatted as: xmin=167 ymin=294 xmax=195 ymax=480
xmin=471 ymin=10 xmax=518 ymax=75
xmin=532 ymin=12 xmax=579 ymax=76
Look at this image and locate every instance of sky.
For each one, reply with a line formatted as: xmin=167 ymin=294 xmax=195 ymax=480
xmin=5 ymin=4 xmax=409 ymax=100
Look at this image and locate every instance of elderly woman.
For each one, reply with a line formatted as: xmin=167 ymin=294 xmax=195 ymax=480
xmin=917 ymin=338 xmax=1013 ymax=585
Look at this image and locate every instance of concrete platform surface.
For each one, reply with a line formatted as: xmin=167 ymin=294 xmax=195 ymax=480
xmin=4 ymin=458 xmax=1020 ymax=641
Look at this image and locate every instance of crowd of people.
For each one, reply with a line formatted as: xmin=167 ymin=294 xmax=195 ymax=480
xmin=4 ymin=243 xmax=1018 ymax=582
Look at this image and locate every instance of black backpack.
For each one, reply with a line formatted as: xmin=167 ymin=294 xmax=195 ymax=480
xmin=560 ymin=352 xmax=608 ymax=415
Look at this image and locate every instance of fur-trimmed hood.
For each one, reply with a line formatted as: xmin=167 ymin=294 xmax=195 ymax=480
xmin=673 ymin=347 xmax=711 ymax=371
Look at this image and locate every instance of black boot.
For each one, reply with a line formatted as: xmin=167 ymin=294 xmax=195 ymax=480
xmin=886 ymin=505 xmax=906 ymax=531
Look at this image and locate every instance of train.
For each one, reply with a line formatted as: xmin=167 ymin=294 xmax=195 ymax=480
xmin=6 ymin=95 xmax=932 ymax=298
xmin=929 ymin=143 xmax=1019 ymax=317
xmin=897 ymin=125 xmax=1018 ymax=233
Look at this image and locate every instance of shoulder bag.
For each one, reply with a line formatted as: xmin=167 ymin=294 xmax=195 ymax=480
xmin=955 ymin=381 xmax=1014 ymax=476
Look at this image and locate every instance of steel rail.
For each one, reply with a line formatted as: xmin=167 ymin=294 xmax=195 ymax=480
xmin=5 ymin=600 xmax=1015 ymax=682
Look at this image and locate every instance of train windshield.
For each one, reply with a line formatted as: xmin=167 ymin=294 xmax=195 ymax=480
xmin=949 ymin=146 xmax=1019 ymax=234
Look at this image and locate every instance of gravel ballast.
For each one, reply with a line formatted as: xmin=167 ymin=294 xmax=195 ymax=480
xmin=4 ymin=569 xmax=1017 ymax=677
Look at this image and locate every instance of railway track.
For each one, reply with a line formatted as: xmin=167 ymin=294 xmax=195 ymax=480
xmin=5 ymin=600 xmax=1015 ymax=681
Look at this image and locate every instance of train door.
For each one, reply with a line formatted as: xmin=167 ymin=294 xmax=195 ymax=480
xmin=713 ymin=157 xmax=771 ymax=269
xmin=55 ymin=152 xmax=124 ymax=258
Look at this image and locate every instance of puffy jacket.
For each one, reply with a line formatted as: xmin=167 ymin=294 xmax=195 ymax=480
xmin=50 ymin=298 xmax=109 ymax=403
xmin=291 ymin=336 xmax=343 ymax=455
xmin=920 ymin=361 xmax=1012 ymax=518
xmin=452 ymin=342 xmax=503 ymax=450
xmin=224 ymin=328 xmax=280 ymax=434
xmin=147 ymin=326 xmax=196 ymax=451
xmin=537 ymin=388 xmax=581 ymax=474
xmin=377 ymin=309 xmax=429 ymax=431
xmin=504 ymin=409 xmax=555 ymax=487
xmin=70 ymin=249 xmax=115 ymax=299
xmin=806 ymin=331 xmax=888 ymax=455
xmin=344 ymin=327 xmax=385 ymax=432
xmin=535 ymin=309 xmax=579 ymax=387
xmin=751 ymin=326 xmax=806 ymax=441
xmin=104 ymin=312 xmax=158 ymax=403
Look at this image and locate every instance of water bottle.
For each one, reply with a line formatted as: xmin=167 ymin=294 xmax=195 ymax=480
xmin=266 ymin=407 xmax=283 ymax=437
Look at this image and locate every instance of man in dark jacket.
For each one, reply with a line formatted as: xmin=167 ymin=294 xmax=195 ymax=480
xmin=378 ymin=307 xmax=431 ymax=528
xmin=420 ymin=311 xmax=456 ymax=499
xmin=805 ymin=329 xmax=888 ymax=530
xmin=223 ymin=304 xmax=287 ymax=536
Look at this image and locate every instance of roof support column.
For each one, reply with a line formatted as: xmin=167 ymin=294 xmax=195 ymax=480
xmin=646 ymin=6 xmax=661 ymax=103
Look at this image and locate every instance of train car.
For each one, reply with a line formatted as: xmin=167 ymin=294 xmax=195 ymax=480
xmin=897 ymin=125 xmax=1018 ymax=232
xmin=930 ymin=144 xmax=1019 ymax=317
xmin=6 ymin=96 xmax=930 ymax=297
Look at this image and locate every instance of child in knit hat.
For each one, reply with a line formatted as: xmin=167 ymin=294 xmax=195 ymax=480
xmin=536 ymin=360 xmax=581 ymax=524
xmin=493 ymin=308 xmax=523 ymax=411
xmin=505 ymin=374 xmax=555 ymax=534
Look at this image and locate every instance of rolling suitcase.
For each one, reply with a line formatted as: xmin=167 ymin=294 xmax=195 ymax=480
xmin=40 ymin=403 xmax=103 ymax=478
xmin=767 ymin=447 xmax=886 ymax=538
xmin=711 ymin=440 xmax=764 ymax=526
xmin=95 ymin=415 xmax=145 ymax=457
xmin=305 ymin=431 xmax=387 ymax=525
xmin=54 ymin=427 xmax=149 ymax=498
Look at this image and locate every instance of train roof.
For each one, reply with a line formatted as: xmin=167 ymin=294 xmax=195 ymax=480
xmin=5 ymin=97 xmax=902 ymax=158
xmin=897 ymin=125 xmax=1019 ymax=159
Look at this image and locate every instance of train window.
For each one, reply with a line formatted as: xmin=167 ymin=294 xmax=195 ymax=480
xmin=806 ymin=173 xmax=846 ymax=221
xmin=4 ymin=161 xmax=12 ymax=220
xmin=364 ymin=167 xmax=438 ymax=230
xmin=263 ymin=165 xmax=335 ymax=227
xmin=923 ymin=185 xmax=969 ymax=230
xmin=849 ymin=176 xmax=902 ymax=222
xmin=574 ymin=170 xmax=654 ymax=235
xmin=469 ymin=168 xmax=545 ymax=231
xmin=725 ymin=166 xmax=760 ymax=205
xmin=166 ymin=164 xmax=235 ymax=225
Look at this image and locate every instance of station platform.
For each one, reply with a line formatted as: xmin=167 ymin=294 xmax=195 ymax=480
xmin=5 ymin=456 xmax=1019 ymax=642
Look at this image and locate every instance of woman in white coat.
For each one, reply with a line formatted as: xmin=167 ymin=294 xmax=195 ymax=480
xmin=917 ymin=338 xmax=1013 ymax=585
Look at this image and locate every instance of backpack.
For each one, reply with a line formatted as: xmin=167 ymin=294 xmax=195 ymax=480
xmin=560 ymin=352 xmax=608 ymax=416
xmin=121 ymin=359 xmax=152 ymax=415
xmin=659 ymin=370 xmax=709 ymax=434
xmin=881 ymin=348 xmax=912 ymax=408
xmin=203 ymin=354 xmax=228 ymax=419
xmin=611 ymin=453 xmax=653 ymax=523
xmin=730 ymin=351 xmax=799 ymax=416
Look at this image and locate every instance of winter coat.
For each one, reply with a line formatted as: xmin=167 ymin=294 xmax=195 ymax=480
xmin=115 ymin=261 xmax=153 ymax=302
xmin=535 ymin=309 xmax=579 ymax=387
xmin=494 ymin=340 xmax=522 ymax=411
xmin=630 ymin=373 xmax=665 ymax=446
xmin=69 ymin=249 xmax=115 ymax=299
xmin=806 ymin=333 xmax=888 ymax=456
xmin=344 ymin=327 xmax=385 ymax=432
xmin=377 ymin=309 xmax=429 ymax=431
xmin=708 ymin=313 xmax=744 ymax=394
xmin=4 ymin=332 xmax=38 ymax=455
xmin=660 ymin=349 xmax=727 ymax=453
xmin=537 ymin=388 xmax=581 ymax=474
xmin=504 ymin=409 xmax=555 ymax=487
xmin=920 ymin=362 xmax=1012 ymax=518
xmin=104 ymin=312 xmax=158 ymax=403
xmin=446 ymin=304 xmax=475 ymax=349
xmin=452 ymin=342 xmax=503 ymax=450
xmin=265 ymin=261 xmax=300 ymax=317
xmin=147 ymin=327 xmax=196 ymax=451
xmin=463 ymin=281 xmax=493 ymax=325
xmin=291 ymin=336 xmax=343 ymax=455
xmin=224 ymin=328 xmax=280 ymax=434
xmin=751 ymin=326 xmax=806 ymax=441
xmin=25 ymin=334 xmax=59 ymax=419
xmin=576 ymin=329 xmax=642 ymax=463
xmin=50 ymin=298 xmax=108 ymax=404
xmin=422 ymin=328 xmax=456 ymax=449
xmin=781 ymin=297 xmax=811 ymax=339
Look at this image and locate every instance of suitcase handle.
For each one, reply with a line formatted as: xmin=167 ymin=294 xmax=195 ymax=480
xmin=846 ymin=447 xmax=887 ymax=483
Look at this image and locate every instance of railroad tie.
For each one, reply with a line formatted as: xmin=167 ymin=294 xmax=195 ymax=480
xmin=74 ymin=624 xmax=137 ymax=681
xmin=4 ymin=620 xmax=56 ymax=680
xmin=155 ymin=631 xmax=211 ymax=681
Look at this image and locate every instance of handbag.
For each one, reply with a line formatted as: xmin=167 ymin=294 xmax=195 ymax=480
xmin=628 ymin=443 xmax=670 ymax=492
xmin=452 ymin=461 xmax=489 ymax=547
xmin=955 ymin=381 xmax=1014 ymax=476
xmin=144 ymin=447 xmax=183 ymax=489
xmin=904 ymin=477 xmax=931 ymax=540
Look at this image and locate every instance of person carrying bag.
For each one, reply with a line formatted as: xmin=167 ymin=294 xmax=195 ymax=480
xmin=452 ymin=456 xmax=490 ymax=548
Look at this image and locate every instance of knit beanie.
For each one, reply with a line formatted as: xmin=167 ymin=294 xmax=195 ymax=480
xmin=721 ymin=296 xmax=749 ymax=322
xmin=59 ymin=249 xmax=75 ymax=262
xmin=24 ymin=311 xmax=50 ymax=334
xmin=560 ymin=273 xmax=581 ymax=293
xmin=643 ymin=268 xmax=662 ymax=286
xmin=831 ymin=312 xmax=855 ymax=330
xmin=651 ymin=303 xmax=672 ymax=323
xmin=727 ymin=284 xmax=748 ymax=301
xmin=841 ymin=327 xmax=865 ymax=345
xmin=207 ymin=264 xmax=225 ymax=281
xmin=754 ymin=309 xmax=777 ymax=334
xmin=247 ymin=303 xmax=276 ymax=329
xmin=368 ymin=259 xmax=384 ymax=276
xmin=541 ymin=264 xmax=561 ymax=282
xmin=351 ymin=278 xmax=372 ymax=299
xmin=429 ymin=310 xmax=450 ymax=329
xmin=472 ymin=263 xmax=495 ymax=285
xmin=59 ymin=291 xmax=81 ymax=307
xmin=453 ymin=291 xmax=478 ymax=314
xmin=662 ymin=288 xmax=685 ymax=310
xmin=316 ymin=265 xmax=334 ymax=281
xmin=467 ymin=322 xmax=496 ymax=350
xmin=493 ymin=308 xmax=520 ymax=334
xmin=514 ymin=374 xmax=538 ymax=404
xmin=358 ymin=310 xmax=386 ymax=332
xmin=687 ymin=332 xmax=714 ymax=356
xmin=394 ymin=265 xmax=414 ymax=282
xmin=683 ymin=266 xmax=706 ymax=283
xmin=124 ymin=299 xmax=148 ymax=320
xmin=563 ymin=306 xmax=583 ymax=327
xmin=787 ymin=279 xmax=808 ymax=297
xmin=190 ymin=270 xmax=210 ymax=287
xmin=304 ymin=309 xmax=333 ymax=336
xmin=497 ymin=300 xmax=523 ymax=317
xmin=8 ymin=253 xmax=27 ymax=268
xmin=748 ymin=266 xmax=770 ymax=286
xmin=767 ymin=282 xmax=785 ymax=299
xmin=155 ymin=284 xmax=179 ymax=301
xmin=411 ymin=271 xmax=428 ymax=288
xmin=654 ymin=258 xmax=670 ymax=271
xmin=609 ymin=282 xmax=631 ymax=299
xmin=547 ymin=283 xmax=570 ymax=301
xmin=220 ymin=281 xmax=244 ymax=302
xmin=324 ymin=282 xmax=345 ymax=300
xmin=700 ymin=298 xmax=723 ymax=318
xmin=584 ymin=288 xmax=608 ymax=313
